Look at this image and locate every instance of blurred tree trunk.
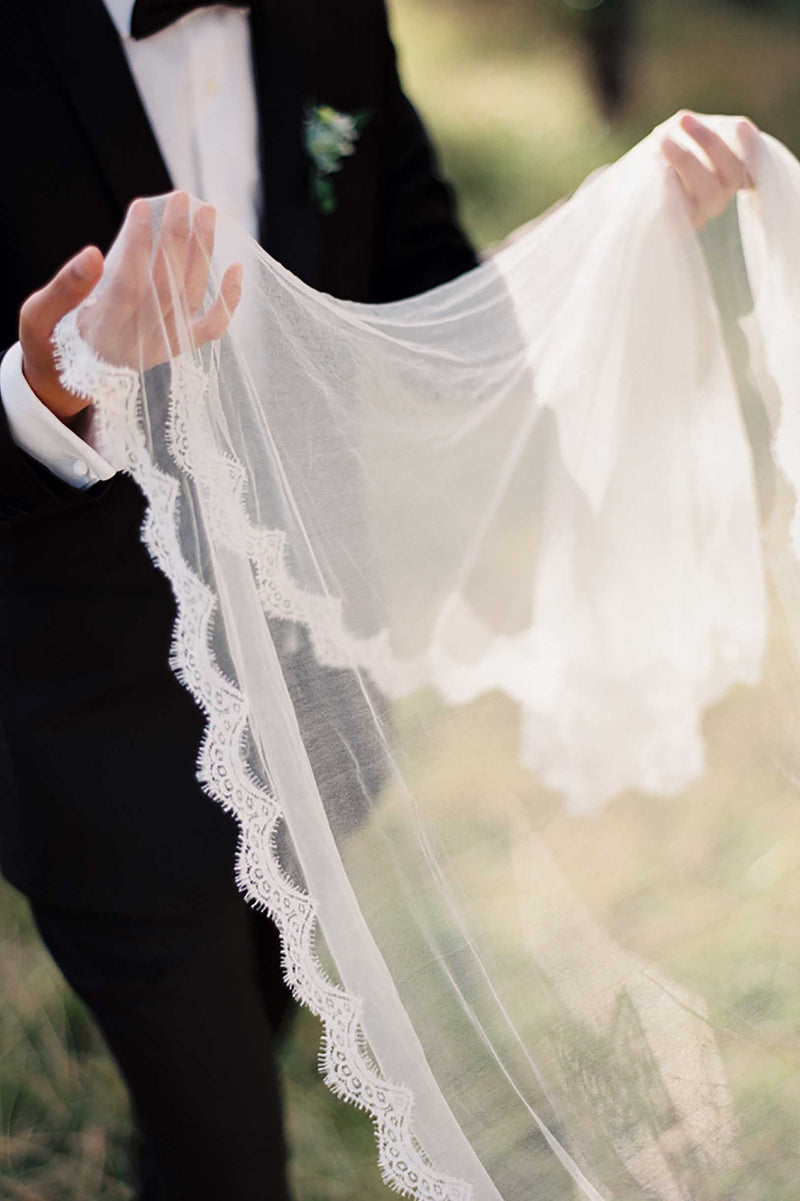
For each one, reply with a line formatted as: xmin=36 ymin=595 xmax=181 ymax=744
xmin=570 ymin=0 xmax=635 ymax=119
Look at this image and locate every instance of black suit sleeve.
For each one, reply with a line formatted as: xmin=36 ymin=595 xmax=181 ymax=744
xmin=371 ymin=10 xmax=479 ymax=303
xmin=0 ymin=347 xmax=110 ymax=521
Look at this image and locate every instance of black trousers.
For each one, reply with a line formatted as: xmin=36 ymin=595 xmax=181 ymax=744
xmin=31 ymin=886 xmax=295 ymax=1201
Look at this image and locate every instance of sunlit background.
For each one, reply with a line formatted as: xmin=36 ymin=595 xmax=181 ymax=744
xmin=4 ymin=0 xmax=800 ymax=1196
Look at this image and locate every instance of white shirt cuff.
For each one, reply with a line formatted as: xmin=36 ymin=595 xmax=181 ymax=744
xmin=0 ymin=342 xmax=116 ymax=489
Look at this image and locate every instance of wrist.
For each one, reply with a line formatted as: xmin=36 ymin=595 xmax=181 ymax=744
xmin=20 ymin=348 xmax=89 ymax=424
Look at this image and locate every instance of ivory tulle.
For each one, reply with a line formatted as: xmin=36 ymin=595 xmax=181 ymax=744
xmin=54 ymin=114 xmax=800 ymax=1199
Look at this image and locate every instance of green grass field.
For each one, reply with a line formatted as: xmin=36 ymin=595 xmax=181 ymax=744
xmin=5 ymin=0 xmax=800 ymax=1196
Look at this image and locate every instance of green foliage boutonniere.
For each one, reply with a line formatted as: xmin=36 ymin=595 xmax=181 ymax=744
xmin=303 ymin=103 xmax=371 ymax=215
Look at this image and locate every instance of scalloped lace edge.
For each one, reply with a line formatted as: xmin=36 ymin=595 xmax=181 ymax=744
xmin=156 ymin=347 xmax=762 ymax=815
xmin=53 ymin=310 xmax=474 ymax=1201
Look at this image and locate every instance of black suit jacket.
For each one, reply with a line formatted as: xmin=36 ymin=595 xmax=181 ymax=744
xmin=0 ymin=0 xmax=477 ymax=913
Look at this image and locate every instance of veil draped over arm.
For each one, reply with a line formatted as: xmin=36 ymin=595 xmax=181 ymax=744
xmin=53 ymin=116 xmax=800 ymax=1200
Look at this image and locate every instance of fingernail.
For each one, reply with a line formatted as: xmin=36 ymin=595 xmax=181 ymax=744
xmin=73 ymin=248 xmax=96 ymax=280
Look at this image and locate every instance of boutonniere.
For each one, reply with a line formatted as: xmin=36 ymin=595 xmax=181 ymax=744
xmin=303 ymin=103 xmax=372 ymax=215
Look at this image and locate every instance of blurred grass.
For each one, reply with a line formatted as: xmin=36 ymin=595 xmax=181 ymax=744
xmin=6 ymin=0 xmax=800 ymax=1195
xmin=389 ymin=0 xmax=800 ymax=250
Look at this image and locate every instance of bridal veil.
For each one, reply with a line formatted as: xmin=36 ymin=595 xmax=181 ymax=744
xmin=53 ymin=115 xmax=800 ymax=1199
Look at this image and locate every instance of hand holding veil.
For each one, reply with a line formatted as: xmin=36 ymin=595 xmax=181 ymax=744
xmin=53 ymin=114 xmax=800 ymax=1200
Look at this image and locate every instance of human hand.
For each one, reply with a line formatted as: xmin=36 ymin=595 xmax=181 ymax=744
xmin=20 ymin=191 xmax=243 ymax=423
xmin=661 ymin=111 xmax=758 ymax=230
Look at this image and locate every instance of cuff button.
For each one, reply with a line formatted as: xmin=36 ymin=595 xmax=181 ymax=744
xmin=71 ymin=459 xmax=90 ymax=478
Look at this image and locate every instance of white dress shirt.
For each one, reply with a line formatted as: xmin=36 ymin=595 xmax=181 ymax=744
xmin=1 ymin=0 xmax=260 ymax=488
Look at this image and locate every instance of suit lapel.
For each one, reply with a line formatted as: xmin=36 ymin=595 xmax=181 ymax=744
xmin=250 ymin=0 xmax=382 ymax=296
xmin=31 ymin=0 xmax=172 ymax=221
xmin=249 ymin=0 xmax=321 ymax=284
xmin=31 ymin=0 xmax=375 ymax=294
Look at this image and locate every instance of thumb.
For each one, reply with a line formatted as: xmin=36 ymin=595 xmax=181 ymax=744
xmin=21 ymin=246 xmax=104 ymax=340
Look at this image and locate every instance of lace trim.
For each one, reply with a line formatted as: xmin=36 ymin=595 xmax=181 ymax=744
xmin=145 ymin=341 xmax=537 ymax=710
xmin=52 ymin=310 xmax=474 ymax=1201
xmin=154 ymin=341 xmax=760 ymax=814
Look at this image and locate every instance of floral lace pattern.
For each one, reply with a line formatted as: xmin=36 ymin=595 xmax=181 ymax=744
xmin=134 ymin=341 xmax=749 ymax=815
xmin=52 ymin=309 xmax=474 ymax=1201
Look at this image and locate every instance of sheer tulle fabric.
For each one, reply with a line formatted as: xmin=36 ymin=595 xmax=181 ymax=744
xmin=54 ymin=115 xmax=800 ymax=1199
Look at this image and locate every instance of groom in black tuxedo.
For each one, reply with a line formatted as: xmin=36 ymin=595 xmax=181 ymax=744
xmin=0 ymin=0 xmax=753 ymax=1195
xmin=0 ymin=1 xmax=477 ymax=1196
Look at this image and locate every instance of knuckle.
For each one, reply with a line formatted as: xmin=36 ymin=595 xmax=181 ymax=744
xmin=663 ymin=143 xmax=683 ymax=170
xmin=18 ymin=293 xmax=41 ymax=336
xmin=127 ymin=197 xmax=151 ymax=225
xmin=170 ymin=218 xmax=191 ymax=242
xmin=166 ymin=191 xmax=191 ymax=224
xmin=694 ymin=161 xmax=715 ymax=188
xmin=60 ymin=256 xmax=81 ymax=282
xmin=49 ymin=263 xmax=77 ymax=301
xmin=697 ymin=179 xmax=715 ymax=204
